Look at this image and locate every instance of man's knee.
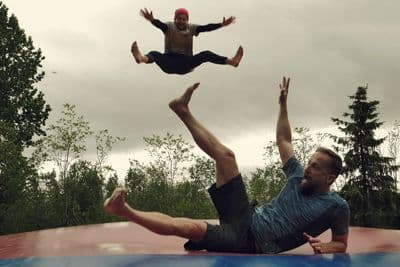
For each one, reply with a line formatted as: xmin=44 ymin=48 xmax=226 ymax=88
xmin=195 ymin=50 xmax=213 ymax=59
xmin=174 ymin=219 xmax=206 ymax=241
xmin=217 ymin=147 xmax=235 ymax=160
xmin=146 ymin=51 xmax=162 ymax=64
xmin=197 ymin=50 xmax=212 ymax=55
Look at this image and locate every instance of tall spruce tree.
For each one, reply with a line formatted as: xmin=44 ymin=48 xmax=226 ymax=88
xmin=332 ymin=85 xmax=398 ymax=227
xmin=0 ymin=2 xmax=51 ymax=147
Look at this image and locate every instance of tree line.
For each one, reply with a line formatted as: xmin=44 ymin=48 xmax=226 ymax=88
xmin=1 ymin=2 xmax=399 ymax=235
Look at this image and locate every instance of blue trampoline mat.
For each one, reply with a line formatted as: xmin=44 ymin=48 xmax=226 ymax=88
xmin=1 ymin=253 xmax=399 ymax=267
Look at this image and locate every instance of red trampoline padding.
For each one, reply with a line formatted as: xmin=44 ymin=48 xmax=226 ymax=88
xmin=0 ymin=221 xmax=399 ymax=259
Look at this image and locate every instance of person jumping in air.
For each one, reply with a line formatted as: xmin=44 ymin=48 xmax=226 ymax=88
xmin=104 ymin=77 xmax=349 ymax=254
xmin=131 ymin=8 xmax=244 ymax=75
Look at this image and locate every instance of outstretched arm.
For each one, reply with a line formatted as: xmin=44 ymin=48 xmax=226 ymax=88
xmin=303 ymin=232 xmax=348 ymax=254
xmin=276 ymin=77 xmax=294 ymax=165
xmin=195 ymin=16 xmax=236 ymax=35
xmin=140 ymin=8 xmax=168 ymax=33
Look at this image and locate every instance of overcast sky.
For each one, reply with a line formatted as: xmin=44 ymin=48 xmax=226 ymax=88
xmin=4 ymin=0 xmax=399 ymax=176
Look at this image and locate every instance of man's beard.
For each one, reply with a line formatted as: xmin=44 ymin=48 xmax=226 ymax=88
xmin=299 ymin=177 xmax=315 ymax=195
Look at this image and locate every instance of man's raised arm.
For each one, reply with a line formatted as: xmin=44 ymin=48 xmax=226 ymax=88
xmin=140 ymin=8 xmax=168 ymax=33
xmin=276 ymin=77 xmax=294 ymax=165
xmin=195 ymin=16 xmax=236 ymax=35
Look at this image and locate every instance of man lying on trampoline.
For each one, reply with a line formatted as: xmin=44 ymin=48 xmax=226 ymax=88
xmin=104 ymin=77 xmax=350 ymax=254
xmin=131 ymin=8 xmax=243 ymax=74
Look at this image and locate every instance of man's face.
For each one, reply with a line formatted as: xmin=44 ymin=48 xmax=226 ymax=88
xmin=175 ymin=14 xmax=188 ymax=30
xmin=300 ymin=152 xmax=333 ymax=194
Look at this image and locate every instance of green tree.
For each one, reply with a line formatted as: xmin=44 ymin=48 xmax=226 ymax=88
xmin=386 ymin=120 xmax=400 ymax=190
xmin=178 ymin=156 xmax=216 ymax=218
xmin=95 ymin=129 xmax=125 ymax=177
xmin=143 ymin=133 xmax=194 ymax=183
xmin=37 ymin=171 xmax=63 ymax=228
xmin=0 ymin=122 xmax=37 ymax=234
xmin=32 ymin=103 xmax=125 ymax=227
xmin=248 ymin=141 xmax=285 ymax=203
xmin=141 ymin=164 xmax=174 ymax=213
xmin=61 ymin=161 xmax=105 ymax=225
xmin=332 ymin=85 xmax=398 ymax=227
xmin=0 ymin=2 xmax=51 ymax=234
xmin=124 ymin=159 xmax=148 ymax=210
xmin=292 ymin=127 xmax=329 ymax=166
xmin=122 ymin=134 xmax=219 ymax=218
xmin=0 ymin=2 xmax=51 ymax=147
xmin=104 ymin=174 xmax=120 ymax=199
xmin=5 ymin=171 xmax=50 ymax=234
xmin=188 ymin=156 xmax=215 ymax=191
xmin=173 ymin=179 xmax=216 ymax=218
xmin=34 ymin=103 xmax=93 ymax=179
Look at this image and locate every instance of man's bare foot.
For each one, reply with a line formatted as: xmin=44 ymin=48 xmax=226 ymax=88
xmin=227 ymin=46 xmax=243 ymax=67
xmin=131 ymin=41 xmax=147 ymax=64
xmin=104 ymin=187 xmax=128 ymax=216
xmin=169 ymin=83 xmax=200 ymax=115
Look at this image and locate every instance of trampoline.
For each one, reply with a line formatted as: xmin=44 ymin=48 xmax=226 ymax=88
xmin=0 ymin=221 xmax=399 ymax=266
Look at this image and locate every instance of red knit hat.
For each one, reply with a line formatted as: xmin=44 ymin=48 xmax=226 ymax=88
xmin=174 ymin=8 xmax=189 ymax=20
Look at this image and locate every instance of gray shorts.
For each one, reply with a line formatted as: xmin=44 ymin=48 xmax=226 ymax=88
xmin=184 ymin=175 xmax=257 ymax=253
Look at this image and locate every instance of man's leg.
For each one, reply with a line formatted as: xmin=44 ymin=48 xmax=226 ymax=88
xmin=104 ymin=187 xmax=207 ymax=241
xmin=190 ymin=46 xmax=244 ymax=69
xmin=190 ymin=51 xmax=227 ymax=69
xmin=169 ymin=83 xmax=239 ymax=188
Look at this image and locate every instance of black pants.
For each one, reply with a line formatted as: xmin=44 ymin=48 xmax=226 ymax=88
xmin=146 ymin=51 xmax=227 ymax=75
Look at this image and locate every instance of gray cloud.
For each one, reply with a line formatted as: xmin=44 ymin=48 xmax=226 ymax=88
xmin=5 ymin=0 xmax=399 ymax=161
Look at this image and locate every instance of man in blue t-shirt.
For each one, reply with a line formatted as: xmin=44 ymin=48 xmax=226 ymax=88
xmin=250 ymin=77 xmax=349 ymax=253
xmin=104 ymin=78 xmax=349 ymax=254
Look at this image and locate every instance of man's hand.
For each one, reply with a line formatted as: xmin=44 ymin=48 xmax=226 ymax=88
xmin=222 ymin=16 xmax=236 ymax=26
xmin=303 ymin=232 xmax=324 ymax=254
xmin=140 ymin=8 xmax=154 ymax=21
xmin=279 ymin=76 xmax=290 ymax=105
xmin=303 ymin=232 xmax=347 ymax=254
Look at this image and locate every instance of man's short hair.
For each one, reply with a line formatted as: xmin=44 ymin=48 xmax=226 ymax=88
xmin=316 ymin=147 xmax=342 ymax=177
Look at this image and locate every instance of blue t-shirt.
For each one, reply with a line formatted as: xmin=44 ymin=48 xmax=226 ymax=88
xmin=250 ymin=157 xmax=350 ymax=253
